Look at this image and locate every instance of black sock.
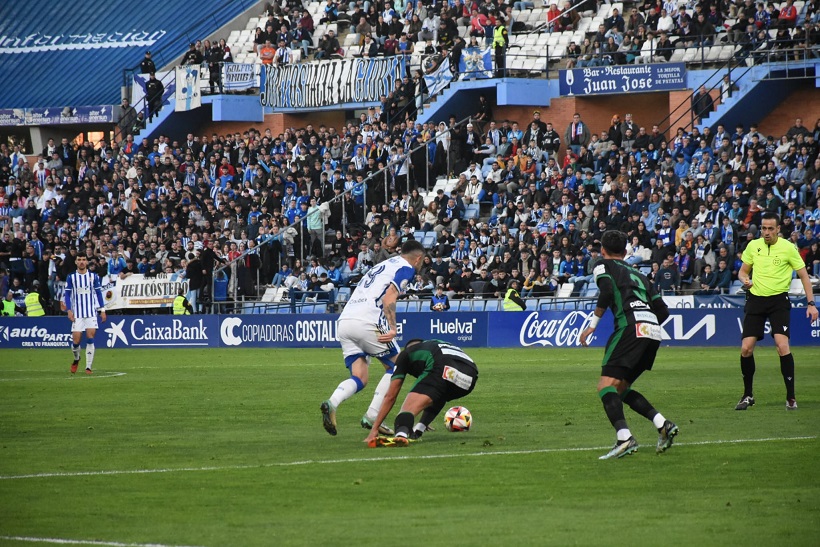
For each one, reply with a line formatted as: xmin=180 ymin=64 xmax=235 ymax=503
xmin=780 ymin=353 xmax=795 ymax=400
xmin=740 ymin=354 xmax=756 ymax=397
xmin=600 ymin=388 xmax=628 ymax=433
xmin=394 ymin=411 xmax=414 ymax=437
xmin=622 ymin=389 xmax=659 ymax=425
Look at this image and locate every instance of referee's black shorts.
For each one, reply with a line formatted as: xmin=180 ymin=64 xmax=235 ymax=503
xmin=742 ymin=292 xmax=791 ymax=340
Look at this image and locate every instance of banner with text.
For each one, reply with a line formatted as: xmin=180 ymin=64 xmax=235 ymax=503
xmin=0 ymin=105 xmax=115 ymax=126
xmin=2 ymin=310 xmax=818 ymax=350
xmin=0 ymin=108 xmax=26 ymax=127
xmin=103 ymin=272 xmax=189 ymax=310
xmin=559 ymin=63 xmax=686 ymax=96
xmin=260 ymin=56 xmax=405 ymax=109
xmin=175 ymin=66 xmax=202 ymax=111
xmin=222 ymin=63 xmax=258 ymax=91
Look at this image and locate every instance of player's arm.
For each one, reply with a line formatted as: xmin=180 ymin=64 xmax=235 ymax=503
xmin=581 ymin=266 xmax=612 ymax=346
xmin=738 ymin=261 xmax=753 ymax=289
xmin=64 ymin=275 xmax=74 ymax=322
xmin=378 ymin=284 xmax=400 ymax=343
xmin=795 ymin=267 xmax=819 ymax=321
xmin=93 ymin=275 xmax=106 ymax=321
xmin=364 ymin=376 xmax=404 ymax=443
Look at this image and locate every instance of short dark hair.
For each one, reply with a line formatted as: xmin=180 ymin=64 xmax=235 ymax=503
xmin=761 ymin=212 xmax=780 ymax=225
xmin=401 ymin=239 xmax=425 ymax=256
xmin=601 ymin=230 xmax=628 ymax=256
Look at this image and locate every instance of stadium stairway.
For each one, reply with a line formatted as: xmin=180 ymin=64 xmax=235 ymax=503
xmin=695 ymin=60 xmax=819 ymax=134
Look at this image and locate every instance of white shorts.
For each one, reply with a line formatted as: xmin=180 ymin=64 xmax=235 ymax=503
xmin=337 ymin=318 xmax=399 ymax=369
xmin=71 ymin=316 xmax=99 ymax=333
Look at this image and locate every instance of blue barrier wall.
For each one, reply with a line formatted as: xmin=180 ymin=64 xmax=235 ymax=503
xmin=2 ymin=310 xmax=819 ymax=349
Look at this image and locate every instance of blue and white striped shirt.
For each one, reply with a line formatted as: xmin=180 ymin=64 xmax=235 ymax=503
xmin=64 ymin=270 xmax=104 ymax=319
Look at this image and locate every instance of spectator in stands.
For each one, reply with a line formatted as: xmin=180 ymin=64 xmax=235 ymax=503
xmin=140 ymin=51 xmax=156 ymax=74
xmin=655 ymin=256 xmax=680 ymax=294
xmin=565 ymin=113 xmax=591 ymax=156
xmin=207 ymin=42 xmax=224 ymax=94
xmin=430 ymin=284 xmax=450 ymax=311
xmin=145 ymin=72 xmax=164 ymax=122
xmin=778 ymin=0 xmax=798 ymax=29
xmin=315 ymin=30 xmax=341 ymax=60
xmin=116 ymin=98 xmax=138 ymax=141
xmin=181 ymin=42 xmax=204 ymax=66
xmin=259 ymin=39 xmax=276 ymax=64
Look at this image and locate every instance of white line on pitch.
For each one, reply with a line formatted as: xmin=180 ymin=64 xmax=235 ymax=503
xmin=0 ymin=372 xmax=127 ymax=382
xmin=0 ymin=535 xmax=205 ymax=547
xmin=0 ymin=436 xmax=815 ymax=481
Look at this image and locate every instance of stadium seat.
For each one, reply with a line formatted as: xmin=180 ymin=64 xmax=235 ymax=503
xmin=337 ymin=287 xmax=351 ymax=303
xmin=788 ymin=278 xmax=805 ymax=296
xmin=525 ymin=298 xmax=538 ymax=311
xmin=472 ymin=299 xmax=486 ymax=311
xmin=396 ymin=301 xmax=408 ymax=313
xmin=302 ymin=304 xmax=315 ymax=313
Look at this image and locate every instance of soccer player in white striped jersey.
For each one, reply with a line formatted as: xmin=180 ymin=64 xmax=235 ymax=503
xmin=64 ymin=255 xmax=106 ymax=374
xmin=320 ymin=240 xmax=426 ymax=437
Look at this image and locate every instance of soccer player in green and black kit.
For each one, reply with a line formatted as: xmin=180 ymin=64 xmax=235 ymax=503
xmin=364 ymin=339 xmax=478 ymax=447
xmin=580 ymin=231 xmax=678 ymax=460
xmin=735 ymin=212 xmax=818 ymax=411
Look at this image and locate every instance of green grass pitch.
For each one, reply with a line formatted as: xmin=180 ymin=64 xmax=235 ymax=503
xmin=1 ymin=347 xmax=818 ymax=547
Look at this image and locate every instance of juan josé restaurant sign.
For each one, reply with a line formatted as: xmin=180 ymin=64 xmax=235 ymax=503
xmin=559 ymin=63 xmax=686 ymax=96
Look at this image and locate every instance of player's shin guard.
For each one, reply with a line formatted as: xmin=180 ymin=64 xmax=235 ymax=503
xmin=394 ymin=411 xmax=414 ymax=438
xmin=622 ymin=389 xmax=661 ymax=424
xmin=364 ymin=372 xmax=392 ymax=422
xmin=85 ymin=334 xmax=95 ymax=368
xmin=780 ymin=353 xmax=795 ymax=400
xmin=329 ymin=377 xmax=363 ymax=409
xmin=599 ymin=387 xmax=630 ymax=440
xmin=740 ymin=354 xmax=755 ymax=397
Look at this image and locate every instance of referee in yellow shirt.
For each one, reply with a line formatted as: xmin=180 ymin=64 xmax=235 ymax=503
xmin=736 ymin=212 xmax=818 ymax=411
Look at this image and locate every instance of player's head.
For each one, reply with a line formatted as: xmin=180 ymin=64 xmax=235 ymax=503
xmin=76 ymin=254 xmax=88 ymax=272
xmin=600 ymin=230 xmax=628 ymax=259
xmin=400 ymin=240 xmax=426 ymax=272
xmin=404 ymin=339 xmax=423 ymax=351
xmin=760 ymin=212 xmax=780 ymax=245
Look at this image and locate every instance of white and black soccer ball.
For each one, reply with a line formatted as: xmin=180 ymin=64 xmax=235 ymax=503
xmin=444 ymin=406 xmax=472 ymax=432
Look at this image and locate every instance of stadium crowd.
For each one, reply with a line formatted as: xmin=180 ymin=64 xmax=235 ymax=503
xmin=2 ymin=94 xmax=820 ymax=315
xmin=243 ymin=0 xmax=820 ymax=67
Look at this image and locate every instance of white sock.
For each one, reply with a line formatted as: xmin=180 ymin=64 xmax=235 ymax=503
xmin=85 ymin=343 xmax=95 ymax=369
xmin=413 ymin=423 xmax=427 ymax=433
xmin=365 ymin=373 xmax=393 ymax=422
xmin=329 ymin=378 xmax=359 ymax=409
xmin=653 ymin=413 xmax=667 ymax=429
xmin=72 ymin=344 xmax=81 ymax=361
xmin=616 ymin=428 xmax=632 ymax=441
